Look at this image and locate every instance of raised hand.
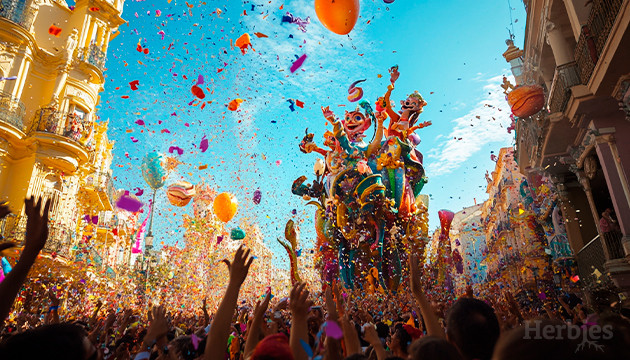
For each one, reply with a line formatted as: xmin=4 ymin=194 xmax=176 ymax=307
xmin=226 ymin=245 xmax=254 ymax=286
xmin=321 ymin=106 xmax=335 ymax=121
xmin=289 ymin=283 xmax=312 ymax=320
xmin=289 ymin=282 xmax=312 ymax=360
xmin=23 ymin=197 xmax=51 ymax=257
xmin=144 ymin=305 xmax=168 ymax=346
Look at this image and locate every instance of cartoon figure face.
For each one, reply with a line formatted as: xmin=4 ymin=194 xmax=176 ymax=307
xmin=400 ymin=95 xmax=425 ymax=113
xmin=342 ymin=110 xmax=371 ymax=139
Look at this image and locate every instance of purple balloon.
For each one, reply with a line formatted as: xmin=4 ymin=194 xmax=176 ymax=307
xmin=384 ymin=0 xmax=396 ymax=3
xmin=253 ymin=189 xmax=261 ymax=205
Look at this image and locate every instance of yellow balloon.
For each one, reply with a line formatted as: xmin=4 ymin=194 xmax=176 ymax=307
xmin=314 ymin=0 xmax=360 ymax=35
xmin=213 ymin=192 xmax=238 ymax=223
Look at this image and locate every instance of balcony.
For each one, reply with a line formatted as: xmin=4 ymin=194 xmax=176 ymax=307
xmin=0 ymin=91 xmax=25 ymax=131
xmin=575 ymin=0 xmax=624 ymax=84
xmin=0 ymin=0 xmax=36 ymax=30
xmin=83 ymin=172 xmax=116 ymax=211
xmin=78 ymin=43 xmax=107 ymax=72
xmin=547 ymin=62 xmax=582 ymax=114
xmin=29 ymin=107 xmax=93 ymax=147
xmin=44 ymin=224 xmax=73 ymax=259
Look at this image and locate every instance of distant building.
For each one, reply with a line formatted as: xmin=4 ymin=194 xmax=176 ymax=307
xmin=450 ymin=204 xmax=487 ymax=293
xmin=508 ymin=0 xmax=630 ymax=292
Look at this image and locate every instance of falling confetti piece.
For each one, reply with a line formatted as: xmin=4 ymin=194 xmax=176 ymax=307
xmin=191 ymin=85 xmax=205 ymax=99
xmin=290 ymin=54 xmax=307 ymax=73
xmin=129 ymin=80 xmax=139 ymax=90
xmin=253 ymin=32 xmax=268 ymax=38
xmin=199 ymin=136 xmax=208 ymax=152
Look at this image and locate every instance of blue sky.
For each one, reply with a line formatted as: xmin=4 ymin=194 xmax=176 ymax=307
xmin=99 ymin=0 xmax=526 ymax=267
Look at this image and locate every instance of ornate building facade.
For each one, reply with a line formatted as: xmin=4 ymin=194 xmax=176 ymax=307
xmin=510 ymin=0 xmax=630 ymax=292
xmin=0 ymin=0 xmax=127 ymax=267
xmin=449 ymin=204 xmax=487 ymax=293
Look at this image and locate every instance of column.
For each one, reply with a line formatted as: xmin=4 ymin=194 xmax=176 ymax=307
xmin=84 ymin=18 xmax=97 ymax=48
xmin=596 ymin=135 xmax=630 ymax=256
xmin=77 ymin=15 xmax=91 ymax=52
xmin=13 ymin=58 xmax=31 ymax=102
xmin=545 ymin=21 xmax=575 ymax=66
xmin=552 ymin=177 xmax=584 ymax=253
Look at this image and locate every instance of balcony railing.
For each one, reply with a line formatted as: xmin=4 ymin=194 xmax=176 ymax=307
xmin=575 ymin=0 xmax=624 ymax=84
xmin=0 ymin=91 xmax=25 ymax=130
xmin=547 ymin=61 xmax=582 ymax=114
xmin=576 ymin=235 xmax=606 ymax=285
xmin=29 ymin=107 xmax=93 ymax=146
xmin=78 ymin=43 xmax=106 ymax=71
xmin=0 ymin=0 xmax=36 ymax=30
xmin=44 ymin=225 xmax=73 ymax=259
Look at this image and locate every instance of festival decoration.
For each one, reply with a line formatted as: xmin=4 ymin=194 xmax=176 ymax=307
xmin=253 ymin=189 xmax=262 ymax=205
xmin=502 ymin=77 xmax=545 ymax=118
xmin=166 ymin=181 xmax=196 ymax=207
xmin=314 ymin=0 xmax=360 ymax=35
xmin=116 ymin=191 xmax=143 ymax=212
xmin=230 ymin=227 xmax=246 ymax=240
xmin=213 ymin=192 xmax=238 ymax=223
xmin=292 ymin=67 xmax=430 ymax=291
xmin=141 ymin=152 xmax=166 ymax=190
xmin=277 ymin=220 xmax=302 ymax=285
xmin=347 ymin=79 xmax=366 ymax=102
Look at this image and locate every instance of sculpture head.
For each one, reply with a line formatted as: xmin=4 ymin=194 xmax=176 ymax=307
xmin=400 ymin=91 xmax=427 ymax=115
xmin=342 ymin=109 xmax=371 ymax=141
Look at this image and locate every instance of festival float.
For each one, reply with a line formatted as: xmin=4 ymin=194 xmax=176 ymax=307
xmin=293 ymin=67 xmax=430 ymax=291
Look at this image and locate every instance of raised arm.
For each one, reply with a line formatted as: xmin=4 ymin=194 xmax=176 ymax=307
xmin=409 ymin=254 xmax=444 ymax=337
xmin=204 ymin=245 xmax=254 ymax=360
xmin=243 ymin=290 xmax=271 ymax=359
xmin=367 ymin=113 xmax=386 ymax=157
xmin=289 ymin=282 xmax=313 ymax=360
xmin=0 ymin=197 xmax=51 ymax=327
xmin=383 ymin=85 xmax=400 ymax=123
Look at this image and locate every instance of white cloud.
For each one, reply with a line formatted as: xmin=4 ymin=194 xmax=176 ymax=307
xmin=426 ymin=74 xmax=514 ymax=176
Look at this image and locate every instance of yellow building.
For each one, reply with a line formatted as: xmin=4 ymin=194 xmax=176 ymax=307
xmin=0 ymin=0 xmax=125 ymax=261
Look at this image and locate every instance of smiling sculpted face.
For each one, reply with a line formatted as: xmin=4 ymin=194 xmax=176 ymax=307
xmin=400 ymin=94 xmax=426 ymax=113
xmin=343 ymin=110 xmax=372 ymax=140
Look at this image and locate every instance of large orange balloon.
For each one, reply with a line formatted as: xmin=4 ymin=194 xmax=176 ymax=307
xmin=315 ymin=0 xmax=359 ymax=35
xmin=213 ymin=192 xmax=238 ymax=223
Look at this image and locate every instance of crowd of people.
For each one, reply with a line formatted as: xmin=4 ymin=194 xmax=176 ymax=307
xmin=1 ymin=197 xmax=630 ymax=360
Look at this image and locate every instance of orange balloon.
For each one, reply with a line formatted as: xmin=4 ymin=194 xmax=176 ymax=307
xmin=213 ymin=192 xmax=238 ymax=223
xmin=314 ymin=0 xmax=359 ymax=35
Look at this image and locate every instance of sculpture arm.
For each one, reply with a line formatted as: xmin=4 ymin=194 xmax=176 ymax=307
xmin=367 ymin=116 xmax=385 ymax=157
xmin=384 ymin=85 xmax=400 ymax=123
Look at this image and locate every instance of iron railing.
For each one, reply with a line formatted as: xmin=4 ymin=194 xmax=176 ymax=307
xmin=0 ymin=0 xmax=36 ymax=30
xmin=576 ymin=235 xmax=606 ymax=285
xmin=78 ymin=43 xmax=106 ymax=71
xmin=603 ymin=231 xmax=624 ymax=259
xmin=29 ymin=107 xmax=91 ymax=145
xmin=575 ymin=0 xmax=624 ymax=84
xmin=547 ymin=61 xmax=582 ymax=114
xmin=43 ymin=225 xmax=73 ymax=259
xmin=0 ymin=91 xmax=25 ymax=130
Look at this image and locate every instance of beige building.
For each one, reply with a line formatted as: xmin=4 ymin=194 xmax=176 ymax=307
xmin=0 ymin=0 xmax=126 ymax=264
xmin=509 ymin=0 xmax=630 ymax=292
